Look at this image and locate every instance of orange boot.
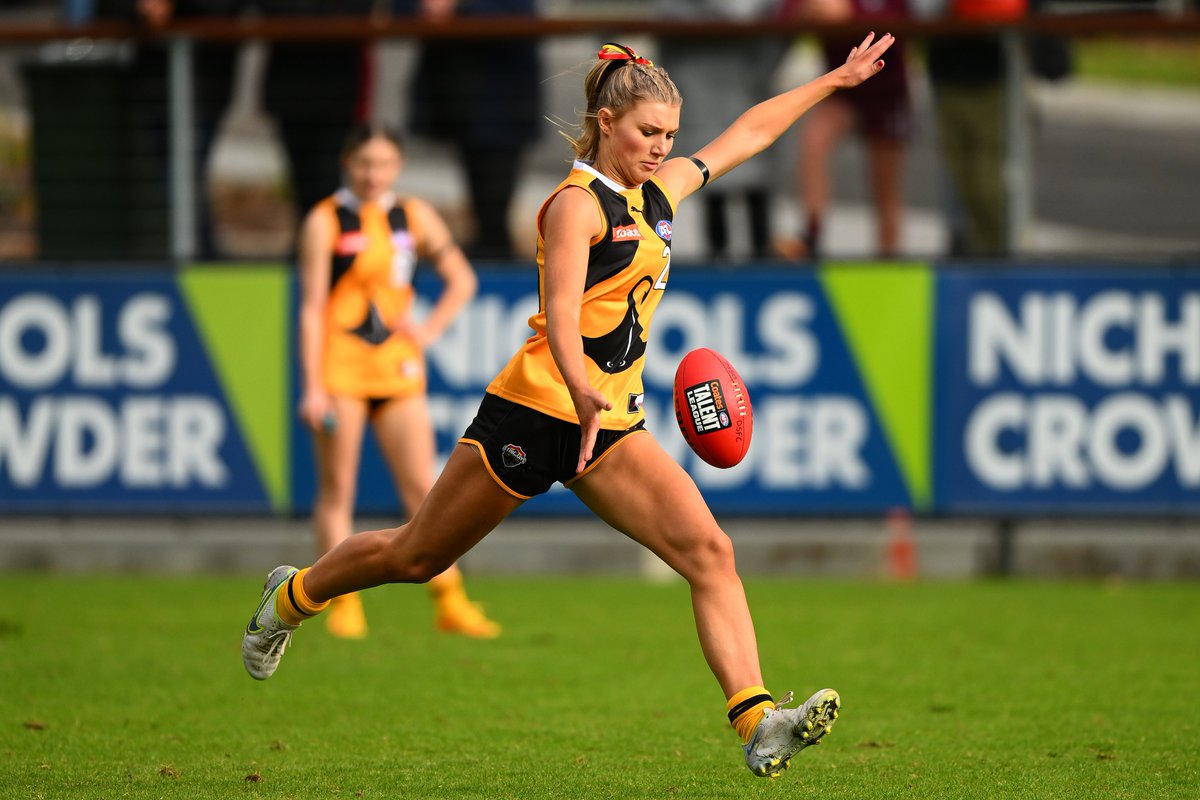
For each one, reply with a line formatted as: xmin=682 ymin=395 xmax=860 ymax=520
xmin=429 ymin=568 xmax=500 ymax=639
xmin=325 ymin=592 xmax=368 ymax=639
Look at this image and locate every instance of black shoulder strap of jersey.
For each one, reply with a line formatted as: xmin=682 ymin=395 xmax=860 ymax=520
xmin=386 ymin=202 xmax=408 ymax=233
xmin=330 ymin=204 xmax=362 ymax=289
xmin=335 ymin=204 xmax=361 ymax=234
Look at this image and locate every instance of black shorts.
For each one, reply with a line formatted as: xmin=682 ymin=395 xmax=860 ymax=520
xmin=459 ymin=393 xmax=647 ymax=499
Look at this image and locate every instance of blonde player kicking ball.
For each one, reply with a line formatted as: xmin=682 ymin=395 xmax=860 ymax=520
xmin=244 ymin=34 xmax=894 ymax=777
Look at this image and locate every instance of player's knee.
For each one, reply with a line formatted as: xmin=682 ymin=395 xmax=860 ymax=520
xmin=404 ymin=555 xmax=451 ymax=584
xmin=682 ymin=530 xmax=737 ymax=581
xmin=317 ymin=472 xmax=356 ymax=510
xmin=379 ymin=539 xmax=450 ymax=584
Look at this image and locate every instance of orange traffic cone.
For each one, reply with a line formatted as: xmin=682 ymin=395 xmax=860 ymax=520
xmin=886 ymin=508 xmax=917 ymax=581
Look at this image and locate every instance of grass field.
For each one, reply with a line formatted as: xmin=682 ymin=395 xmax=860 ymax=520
xmin=3 ymin=576 xmax=1198 ymax=799
xmin=1074 ymin=37 xmax=1200 ymax=88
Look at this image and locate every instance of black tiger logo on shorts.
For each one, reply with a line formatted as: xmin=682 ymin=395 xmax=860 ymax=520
xmin=501 ymin=443 xmax=528 ymax=468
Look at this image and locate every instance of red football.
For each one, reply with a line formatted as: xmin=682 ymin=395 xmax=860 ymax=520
xmin=673 ymin=348 xmax=753 ymax=469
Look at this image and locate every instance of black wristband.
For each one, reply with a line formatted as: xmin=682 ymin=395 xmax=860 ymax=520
xmin=687 ymin=156 xmax=710 ymax=188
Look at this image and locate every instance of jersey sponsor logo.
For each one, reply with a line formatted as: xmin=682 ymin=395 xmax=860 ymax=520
xmin=611 ymin=224 xmax=643 ymax=242
xmin=335 ymin=231 xmax=367 ymax=256
xmin=684 ymin=380 xmax=731 ymax=435
xmin=655 ymin=219 xmax=672 ymax=241
xmin=501 ymin=443 xmax=527 ymax=468
xmin=627 ymin=392 xmax=644 ymax=414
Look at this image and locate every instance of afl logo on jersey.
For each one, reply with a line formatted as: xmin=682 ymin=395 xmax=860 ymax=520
xmin=391 ymin=230 xmax=414 ymax=251
xmin=655 ymin=220 xmax=672 ymax=241
xmin=335 ymin=231 xmax=367 ymax=256
xmin=390 ymin=229 xmax=417 ymax=287
xmin=611 ymin=224 xmax=642 ymax=242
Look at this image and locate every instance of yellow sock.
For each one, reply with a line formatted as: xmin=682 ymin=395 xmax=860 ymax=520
xmin=727 ymin=686 xmax=775 ymax=744
xmin=275 ymin=567 xmax=329 ymax=626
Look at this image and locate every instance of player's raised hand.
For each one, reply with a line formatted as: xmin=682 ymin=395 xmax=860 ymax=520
xmin=833 ymin=32 xmax=896 ymax=90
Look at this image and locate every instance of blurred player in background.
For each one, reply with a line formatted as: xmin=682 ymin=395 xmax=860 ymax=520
xmin=246 ymin=36 xmax=895 ymax=777
xmin=296 ymin=125 xmax=499 ymax=639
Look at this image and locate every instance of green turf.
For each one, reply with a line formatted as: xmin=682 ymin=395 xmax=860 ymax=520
xmin=2 ymin=576 xmax=1197 ymax=799
xmin=1074 ymin=37 xmax=1200 ymax=88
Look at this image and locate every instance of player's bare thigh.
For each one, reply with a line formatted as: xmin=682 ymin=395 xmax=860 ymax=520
xmin=385 ymin=443 xmax=524 ymax=579
xmin=570 ymin=432 xmax=732 ymax=578
xmin=371 ymin=392 xmax=437 ymax=512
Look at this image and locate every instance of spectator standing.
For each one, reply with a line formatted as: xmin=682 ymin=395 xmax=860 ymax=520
xmin=656 ymin=0 xmax=787 ymax=262
xmin=924 ymin=0 xmax=1019 ymax=256
xmin=926 ymin=34 xmax=1007 ymax=256
xmin=253 ymin=0 xmax=371 ymax=233
xmin=195 ymin=0 xmax=371 ymax=257
xmin=395 ymin=0 xmax=542 ymax=261
xmin=784 ymin=0 xmax=911 ymax=259
xmin=927 ymin=0 xmax=1069 ymax=257
xmin=137 ymin=0 xmax=372 ymax=258
xmin=22 ymin=0 xmax=238 ymax=260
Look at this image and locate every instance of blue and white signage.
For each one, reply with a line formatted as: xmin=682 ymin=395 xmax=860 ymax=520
xmin=0 ymin=271 xmax=287 ymax=512
xmin=936 ymin=268 xmax=1200 ymax=513
xmin=293 ymin=268 xmax=915 ymax=516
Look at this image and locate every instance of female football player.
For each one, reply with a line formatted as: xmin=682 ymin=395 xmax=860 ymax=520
xmin=296 ymin=125 xmax=498 ymax=639
xmin=246 ymin=34 xmax=895 ymax=777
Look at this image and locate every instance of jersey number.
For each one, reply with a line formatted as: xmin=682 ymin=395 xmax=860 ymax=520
xmin=654 ymin=246 xmax=671 ymax=290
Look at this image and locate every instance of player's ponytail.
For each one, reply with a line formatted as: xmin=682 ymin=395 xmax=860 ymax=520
xmin=564 ymin=43 xmax=681 ymax=162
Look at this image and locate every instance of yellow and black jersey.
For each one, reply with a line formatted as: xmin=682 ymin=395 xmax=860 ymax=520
xmin=319 ymin=188 xmax=426 ymax=399
xmin=488 ymin=160 xmax=676 ymax=430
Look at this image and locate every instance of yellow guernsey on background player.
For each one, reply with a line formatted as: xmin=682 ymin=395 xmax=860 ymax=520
xmin=247 ymin=35 xmax=896 ymax=778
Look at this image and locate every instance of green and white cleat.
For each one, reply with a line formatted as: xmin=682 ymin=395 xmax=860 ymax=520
xmin=743 ymin=688 xmax=840 ymax=778
xmin=242 ymin=565 xmax=300 ymax=681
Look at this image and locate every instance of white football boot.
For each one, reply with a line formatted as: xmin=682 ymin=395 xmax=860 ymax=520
xmin=242 ymin=565 xmax=300 ymax=680
xmin=743 ymin=688 xmax=840 ymax=778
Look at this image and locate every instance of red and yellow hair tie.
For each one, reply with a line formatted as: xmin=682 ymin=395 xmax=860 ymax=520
xmin=590 ymin=43 xmax=654 ymax=111
xmin=597 ymin=42 xmax=653 ymax=67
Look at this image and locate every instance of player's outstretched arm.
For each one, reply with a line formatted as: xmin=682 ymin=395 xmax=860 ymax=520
xmin=657 ymin=32 xmax=895 ymax=202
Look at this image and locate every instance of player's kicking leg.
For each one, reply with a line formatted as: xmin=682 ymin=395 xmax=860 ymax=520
xmin=241 ymin=444 xmax=520 ymax=680
xmin=571 ymin=432 xmax=841 ymax=777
